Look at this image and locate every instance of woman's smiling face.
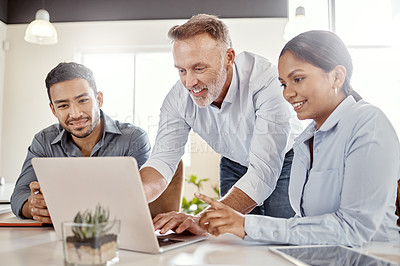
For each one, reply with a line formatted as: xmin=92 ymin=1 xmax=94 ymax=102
xmin=278 ymin=51 xmax=346 ymax=129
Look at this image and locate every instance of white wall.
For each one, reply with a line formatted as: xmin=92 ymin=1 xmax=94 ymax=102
xmin=0 ymin=21 xmax=6 ymax=176
xmin=1 ymin=18 xmax=287 ymax=199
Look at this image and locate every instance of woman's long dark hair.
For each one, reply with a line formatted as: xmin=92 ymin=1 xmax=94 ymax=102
xmin=280 ymin=30 xmax=362 ymax=101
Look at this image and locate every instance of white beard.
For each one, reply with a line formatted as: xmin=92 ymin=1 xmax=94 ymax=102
xmin=190 ymin=60 xmax=227 ymax=107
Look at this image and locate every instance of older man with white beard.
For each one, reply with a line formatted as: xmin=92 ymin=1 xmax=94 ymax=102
xmin=140 ymin=14 xmax=302 ymax=235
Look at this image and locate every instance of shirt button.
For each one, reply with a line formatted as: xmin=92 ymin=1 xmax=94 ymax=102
xmin=273 ymin=231 xmax=279 ymax=238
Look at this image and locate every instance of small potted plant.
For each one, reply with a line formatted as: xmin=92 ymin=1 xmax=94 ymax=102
xmin=62 ymin=204 xmax=120 ymax=265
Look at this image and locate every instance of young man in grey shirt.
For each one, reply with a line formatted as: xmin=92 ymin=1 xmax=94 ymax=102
xmin=11 ymin=62 xmax=151 ymax=223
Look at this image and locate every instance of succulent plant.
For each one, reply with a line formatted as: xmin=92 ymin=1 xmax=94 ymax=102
xmin=72 ymin=204 xmax=115 ymax=241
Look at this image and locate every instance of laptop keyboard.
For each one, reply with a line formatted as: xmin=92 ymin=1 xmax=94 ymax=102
xmin=157 ymin=237 xmax=184 ymax=247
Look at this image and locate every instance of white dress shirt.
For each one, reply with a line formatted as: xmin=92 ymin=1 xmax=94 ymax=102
xmin=142 ymin=52 xmax=302 ymax=204
xmin=244 ymin=96 xmax=400 ymax=246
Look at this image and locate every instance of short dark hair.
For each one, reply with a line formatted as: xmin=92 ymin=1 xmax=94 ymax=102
xmin=168 ymin=14 xmax=232 ymax=49
xmin=280 ymin=30 xmax=361 ymax=101
xmin=45 ymin=62 xmax=97 ymax=102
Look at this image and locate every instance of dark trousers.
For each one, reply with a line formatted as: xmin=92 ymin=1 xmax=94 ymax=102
xmin=219 ymin=149 xmax=295 ymax=218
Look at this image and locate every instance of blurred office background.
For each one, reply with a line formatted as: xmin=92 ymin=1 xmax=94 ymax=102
xmin=0 ymin=0 xmax=399 ymax=198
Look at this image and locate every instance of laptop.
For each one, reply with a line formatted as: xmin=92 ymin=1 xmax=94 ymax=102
xmin=32 ymin=156 xmax=206 ymax=253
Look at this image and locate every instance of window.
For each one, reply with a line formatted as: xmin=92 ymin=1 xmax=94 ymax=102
xmin=335 ymin=0 xmax=400 ymax=136
xmin=336 ymin=0 xmax=394 ymax=46
xmin=81 ymin=53 xmax=136 ymax=123
xmin=78 ymin=51 xmax=191 ymax=164
xmin=287 ymin=0 xmax=400 ymax=136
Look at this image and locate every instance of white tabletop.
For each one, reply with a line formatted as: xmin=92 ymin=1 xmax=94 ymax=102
xmin=1 ymin=221 xmax=399 ymax=266
xmin=0 ymin=226 xmax=290 ymax=266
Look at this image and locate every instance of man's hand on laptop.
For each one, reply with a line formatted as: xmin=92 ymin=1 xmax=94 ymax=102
xmin=22 ymin=181 xmax=52 ymax=224
xmin=153 ymin=211 xmax=207 ymax=236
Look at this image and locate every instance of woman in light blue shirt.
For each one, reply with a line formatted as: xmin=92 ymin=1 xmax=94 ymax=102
xmin=196 ymin=30 xmax=400 ymax=246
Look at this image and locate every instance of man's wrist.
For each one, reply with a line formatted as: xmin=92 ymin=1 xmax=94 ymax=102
xmin=21 ymin=200 xmax=33 ymax=218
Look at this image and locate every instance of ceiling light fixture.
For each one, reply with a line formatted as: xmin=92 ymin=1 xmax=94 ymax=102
xmin=24 ymin=9 xmax=58 ymax=45
xmin=283 ymin=6 xmax=311 ymax=41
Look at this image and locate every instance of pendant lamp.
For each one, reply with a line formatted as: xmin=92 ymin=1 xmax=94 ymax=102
xmin=24 ymin=9 xmax=58 ymax=45
xmin=283 ymin=6 xmax=310 ymax=41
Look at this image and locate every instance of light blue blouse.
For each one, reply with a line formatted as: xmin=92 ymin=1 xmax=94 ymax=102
xmin=244 ymin=96 xmax=400 ymax=246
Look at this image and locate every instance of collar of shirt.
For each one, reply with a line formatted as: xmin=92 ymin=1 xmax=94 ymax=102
xmin=210 ymin=64 xmax=238 ymax=111
xmin=50 ymin=110 xmax=122 ymax=147
xmin=319 ymin=95 xmax=356 ymax=132
xmin=293 ymin=96 xmax=356 ymax=148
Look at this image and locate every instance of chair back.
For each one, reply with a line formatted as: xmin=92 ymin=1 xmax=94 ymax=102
xmin=149 ymin=160 xmax=184 ymax=218
xmin=396 ymin=179 xmax=400 ymax=227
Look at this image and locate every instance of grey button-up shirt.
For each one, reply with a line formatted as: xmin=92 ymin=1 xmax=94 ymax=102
xmin=11 ymin=111 xmax=151 ymax=218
